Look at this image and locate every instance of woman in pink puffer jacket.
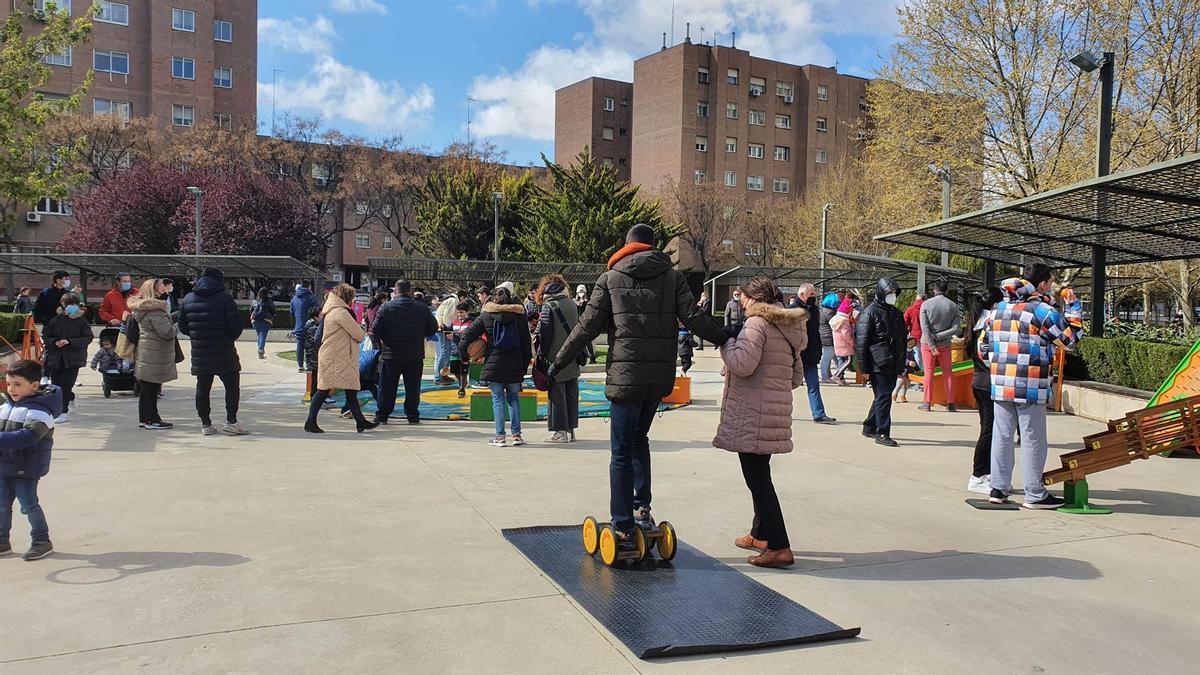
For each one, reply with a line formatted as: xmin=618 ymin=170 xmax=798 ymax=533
xmin=713 ymin=277 xmax=807 ymax=569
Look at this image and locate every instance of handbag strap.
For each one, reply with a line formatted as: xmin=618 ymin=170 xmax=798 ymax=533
xmin=550 ymin=303 xmax=573 ymax=335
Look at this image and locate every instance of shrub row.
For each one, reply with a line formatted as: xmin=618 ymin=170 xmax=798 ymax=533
xmin=1065 ymin=336 xmax=1193 ymax=393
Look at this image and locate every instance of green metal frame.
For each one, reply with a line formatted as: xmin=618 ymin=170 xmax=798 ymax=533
xmin=1057 ymin=479 xmax=1113 ymax=515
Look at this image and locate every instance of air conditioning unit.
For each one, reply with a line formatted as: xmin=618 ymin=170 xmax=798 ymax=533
xmin=26 ymin=212 xmax=42 ymax=223
xmin=314 ymin=177 xmax=330 ymax=187
xmin=783 ymin=95 xmax=794 ymax=104
xmin=749 ymin=86 xmax=762 ymax=97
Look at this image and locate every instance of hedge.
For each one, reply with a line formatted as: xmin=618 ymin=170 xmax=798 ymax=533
xmin=1065 ymin=337 xmax=1192 ymax=393
xmin=0 ymin=313 xmax=28 ymax=350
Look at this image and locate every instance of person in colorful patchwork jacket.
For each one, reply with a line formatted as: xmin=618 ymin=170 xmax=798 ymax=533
xmin=979 ymin=263 xmax=1083 ymax=509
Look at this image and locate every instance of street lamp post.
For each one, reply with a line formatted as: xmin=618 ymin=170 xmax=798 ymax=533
xmin=186 ymin=187 xmax=203 ymax=255
xmin=820 ymin=203 xmax=835 ymax=291
xmin=1070 ymin=49 xmax=1115 ymax=336
xmin=492 ymin=191 xmax=502 ymax=263
xmin=928 ymin=164 xmax=952 ymax=267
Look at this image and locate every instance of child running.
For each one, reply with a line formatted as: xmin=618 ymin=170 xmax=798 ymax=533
xmin=0 ymin=360 xmax=61 ymax=561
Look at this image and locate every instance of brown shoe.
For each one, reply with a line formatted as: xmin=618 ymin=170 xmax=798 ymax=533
xmin=748 ymin=548 xmax=794 ymax=568
xmin=734 ymin=534 xmax=768 ymax=552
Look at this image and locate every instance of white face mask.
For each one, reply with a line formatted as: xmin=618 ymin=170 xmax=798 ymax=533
xmin=62 ymin=279 xmax=72 ymax=290
xmin=885 ymin=292 xmax=897 ymax=305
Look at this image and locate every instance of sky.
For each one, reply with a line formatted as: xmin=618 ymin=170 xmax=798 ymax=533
xmin=257 ymin=0 xmax=901 ymax=167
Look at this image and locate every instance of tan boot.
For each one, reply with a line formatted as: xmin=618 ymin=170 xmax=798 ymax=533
xmin=748 ymin=548 xmax=795 ymax=568
xmin=734 ymin=534 xmax=768 ymax=552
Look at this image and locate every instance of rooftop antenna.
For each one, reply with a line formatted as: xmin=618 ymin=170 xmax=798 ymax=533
xmin=662 ymin=32 xmax=667 ymax=51
xmin=700 ymin=26 xmax=705 ymax=45
xmin=670 ymin=0 xmax=674 ymax=46
xmin=685 ymin=22 xmax=691 ymax=44
xmin=732 ymin=31 xmax=736 ymax=48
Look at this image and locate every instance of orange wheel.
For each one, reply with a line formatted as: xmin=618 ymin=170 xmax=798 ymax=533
xmin=657 ymin=521 xmax=677 ymax=561
xmin=598 ymin=526 xmax=618 ymax=566
xmin=581 ymin=516 xmax=599 ymax=555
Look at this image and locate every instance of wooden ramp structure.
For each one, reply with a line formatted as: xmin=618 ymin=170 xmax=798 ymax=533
xmin=1043 ymin=394 xmax=1200 ymax=514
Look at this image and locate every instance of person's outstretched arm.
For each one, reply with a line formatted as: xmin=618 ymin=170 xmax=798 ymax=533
xmin=554 ymin=274 xmax=610 ymax=369
xmin=675 ymin=275 xmax=728 ymax=346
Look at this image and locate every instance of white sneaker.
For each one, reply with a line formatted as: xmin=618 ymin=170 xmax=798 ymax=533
xmin=222 ymin=422 xmax=248 ymax=435
xmin=201 ymin=425 xmax=217 ymax=436
xmin=544 ymin=431 xmax=570 ymax=443
xmin=967 ymin=475 xmax=992 ymax=495
xmin=54 ymin=412 xmax=69 ymax=424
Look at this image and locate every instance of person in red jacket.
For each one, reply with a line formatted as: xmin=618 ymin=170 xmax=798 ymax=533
xmin=903 ymin=293 xmax=925 ymax=343
xmin=99 ymin=272 xmax=138 ymax=327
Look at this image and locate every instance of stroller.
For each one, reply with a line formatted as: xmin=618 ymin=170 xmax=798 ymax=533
xmin=98 ymin=327 xmax=138 ymax=398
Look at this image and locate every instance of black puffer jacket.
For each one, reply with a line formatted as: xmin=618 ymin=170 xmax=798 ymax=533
xmin=178 ymin=273 xmax=243 ymax=376
xmin=554 ymin=245 xmax=728 ymax=402
xmin=459 ymin=303 xmax=532 ymax=384
xmin=800 ymin=296 xmax=822 ymax=367
xmin=371 ymin=296 xmax=437 ymax=364
xmin=855 ymin=278 xmax=908 ymax=376
xmin=41 ymin=312 xmax=94 ymax=370
xmin=818 ymin=305 xmax=836 ymax=347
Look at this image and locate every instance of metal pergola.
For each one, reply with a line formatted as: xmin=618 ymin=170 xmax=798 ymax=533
xmin=875 ymin=153 xmax=1200 ymax=335
xmin=822 ymin=250 xmax=983 ymax=294
xmin=367 ymin=257 xmax=608 ymax=288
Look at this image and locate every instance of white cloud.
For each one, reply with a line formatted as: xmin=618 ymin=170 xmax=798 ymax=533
xmin=468 ymin=0 xmax=898 ymax=141
xmin=258 ymin=14 xmax=433 ymax=132
xmin=330 ymin=0 xmax=388 ymax=15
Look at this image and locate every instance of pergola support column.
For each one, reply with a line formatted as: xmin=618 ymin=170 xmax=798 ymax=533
xmin=983 ymin=260 xmax=996 ymax=288
xmin=1091 ymin=245 xmax=1106 ymax=337
xmin=916 ymin=263 xmax=926 ymax=297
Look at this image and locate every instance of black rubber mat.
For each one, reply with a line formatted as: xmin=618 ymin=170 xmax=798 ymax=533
xmin=966 ymin=498 xmax=1020 ymax=510
xmin=503 ymin=525 xmax=860 ymax=659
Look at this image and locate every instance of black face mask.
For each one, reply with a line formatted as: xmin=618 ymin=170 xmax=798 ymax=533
xmin=805 ymin=296 xmax=817 ymax=307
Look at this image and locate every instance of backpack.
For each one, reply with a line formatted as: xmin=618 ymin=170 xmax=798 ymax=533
xmin=489 ymin=317 xmax=518 ymax=353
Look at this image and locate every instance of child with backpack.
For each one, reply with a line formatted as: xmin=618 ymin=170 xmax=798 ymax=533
xmin=1 ymin=360 xmax=61 ymax=560
xmin=457 ymin=287 xmax=532 ymax=446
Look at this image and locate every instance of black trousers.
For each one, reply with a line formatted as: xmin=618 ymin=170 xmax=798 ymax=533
xmin=972 ymin=387 xmax=994 ymax=477
xmin=47 ymin=366 xmax=79 ymax=413
xmin=196 ymin=371 xmax=240 ymax=426
xmin=376 ymin=360 xmax=423 ymax=422
xmin=308 ymin=388 xmax=367 ymax=425
xmin=138 ymin=381 xmax=162 ymax=424
xmin=863 ymin=371 xmax=897 ymax=437
xmin=739 ymin=453 xmax=789 ymax=550
xmin=546 ymin=377 xmax=579 ymax=432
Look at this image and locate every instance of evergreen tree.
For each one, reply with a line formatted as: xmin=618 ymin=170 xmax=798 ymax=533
xmin=411 ymin=165 xmax=533 ymax=260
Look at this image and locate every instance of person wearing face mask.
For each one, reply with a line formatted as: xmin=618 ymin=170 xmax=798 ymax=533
xmin=854 ymin=277 xmax=907 ymax=447
xmin=41 ymin=292 xmax=94 ymax=423
xmin=99 ymin=272 xmax=138 ymax=327
xmin=33 ymin=271 xmax=72 ymax=325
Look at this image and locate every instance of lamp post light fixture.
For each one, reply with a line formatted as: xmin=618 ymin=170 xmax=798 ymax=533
xmin=491 ymin=191 xmax=503 ymax=263
xmin=186 ymin=186 xmax=203 ymax=255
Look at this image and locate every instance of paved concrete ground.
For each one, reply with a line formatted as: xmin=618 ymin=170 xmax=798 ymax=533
xmin=2 ymin=344 xmax=1198 ymax=674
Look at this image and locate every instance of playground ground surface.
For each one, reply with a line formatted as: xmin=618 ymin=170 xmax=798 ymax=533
xmin=2 ymin=343 xmax=1199 ymax=673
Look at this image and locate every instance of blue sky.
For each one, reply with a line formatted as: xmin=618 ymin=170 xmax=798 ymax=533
xmin=257 ymin=0 xmax=900 ymax=166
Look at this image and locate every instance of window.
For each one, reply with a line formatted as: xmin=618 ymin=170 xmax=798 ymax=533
xmin=748 ymin=109 xmax=765 ymax=126
xmin=355 ymin=201 xmax=369 ymax=215
xmin=602 ymin=156 xmax=614 ymax=166
xmin=695 ymin=136 xmax=708 ymax=152
xmin=747 ymin=143 xmax=764 ymax=159
xmin=172 ymin=8 xmax=195 ymax=32
xmin=381 ymin=204 xmax=392 ymax=217
xmin=747 ymin=175 xmax=764 ymax=191
xmin=96 ymin=2 xmax=128 ymax=25
xmin=172 ymin=57 xmax=195 ymax=80
xmin=726 ymin=102 xmax=738 ymax=119
xmin=775 ymin=114 xmax=791 ymax=129
xmin=32 ymin=0 xmax=71 ymax=12
xmin=619 ymin=98 xmax=629 ymax=107
xmin=859 ymin=96 xmax=868 ymax=112
xmin=602 ymin=127 xmax=614 ymax=141
xmin=697 ymin=67 xmax=709 ymax=84
xmin=214 ymin=20 xmax=233 ymax=42
xmin=817 ymin=84 xmax=828 ymax=101
xmin=776 ymin=81 xmax=793 ymax=97
xmin=722 ymin=239 xmax=734 ymax=252
xmin=816 ymin=116 xmax=828 ymax=132
xmin=815 ymin=148 xmax=828 ymax=164
xmin=618 ymin=157 xmax=627 ymax=165
xmin=93 ymin=98 xmax=131 ymax=122
xmin=355 ymin=233 xmax=370 ymax=249
xmin=602 ymin=97 xmax=614 ymax=111
xmin=171 ymin=104 xmax=194 ymax=127
xmin=724 ymin=170 xmax=737 ymax=187
xmin=745 ymin=242 xmax=764 ymax=257
xmin=696 ymin=100 xmax=709 ymax=118
xmin=773 ymin=177 xmax=790 ymax=194
xmin=213 ymin=66 xmax=233 ymax=88
xmin=725 ymin=137 xmax=737 ymax=153
xmin=43 ymin=47 xmax=72 ymax=67
xmin=383 ymin=236 xmax=394 ymax=251
xmin=694 ymin=170 xmax=706 ymax=184
xmin=749 ymin=76 xmax=765 ymax=97
xmin=774 ymin=145 xmax=790 ymax=161
xmin=311 ymin=164 xmax=331 ymax=185
xmin=727 ymin=68 xmax=739 ymax=85
xmin=35 ymin=197 xmax=72 ymax=216
xmin=213 ymin=113 xmax=232 ymax=130
xmin=94 ymin=50 xmax=129 ymax=74
xmin=619 ymin=128 xmax=627 ymax=136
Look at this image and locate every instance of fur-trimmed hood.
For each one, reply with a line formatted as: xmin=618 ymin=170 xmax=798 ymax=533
xmin=128 ymin=296 xmax=167 ymax=314
xmin=746 ymin=302 xmax=808 ymax=327
xmin=483 ymin=302 xmax=526 ymax=315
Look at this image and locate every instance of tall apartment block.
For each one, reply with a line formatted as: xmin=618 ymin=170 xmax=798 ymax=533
xmin=555 ymin=77 xmax=634 ymax=181
xmin=2 ymin=0 xmax=257 ymax=249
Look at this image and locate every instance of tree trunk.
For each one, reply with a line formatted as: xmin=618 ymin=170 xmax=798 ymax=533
xmin=1142 ymin=282 xmax=1153 ymax=325
xmin=1180 ymin=261 xmax=1194 ymax=328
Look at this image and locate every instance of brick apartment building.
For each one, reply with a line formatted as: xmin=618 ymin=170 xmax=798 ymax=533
xmin=1 ymin=0 xmax=257 ymax=253
xmin=556 ymin=40 xmax=870 ymax=271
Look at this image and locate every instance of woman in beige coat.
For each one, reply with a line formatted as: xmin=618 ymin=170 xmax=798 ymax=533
xmin=305 ymin=284 xmax=378 ymax=434
xmin=713 ymin=277 xmax=807 ymax=568
xmin=129 ymin=279 xmax=177 ymax=431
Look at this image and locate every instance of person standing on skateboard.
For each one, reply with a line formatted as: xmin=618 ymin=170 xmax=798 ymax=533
xmin=550 ymin=224 xmax=729 ymax=553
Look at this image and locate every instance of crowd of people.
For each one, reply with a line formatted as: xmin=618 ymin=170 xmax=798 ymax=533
xmin=1 ymin=229 xmax=1084 ymax=564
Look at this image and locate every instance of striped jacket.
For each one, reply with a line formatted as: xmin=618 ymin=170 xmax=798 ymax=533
xmin=0 ymin=385 xmax=61 ymax=478
xmin=980 ymin=278 xmax=1082 ymax=405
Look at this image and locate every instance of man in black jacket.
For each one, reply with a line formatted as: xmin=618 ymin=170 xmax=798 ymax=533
xmin=371 ymin=280 xmax=438 ymax=424
xmin=33 ymin=271 xmax=72 ymax=325
xmin=797 ymin=283 xmax=836 ymax=424
xmin=179 ymin=267 xmax=246 ymax=435
xmin=552 ymin=224 xmax=728 ymax=551
xmin=855 ymin=277 xmax=908 ymax=447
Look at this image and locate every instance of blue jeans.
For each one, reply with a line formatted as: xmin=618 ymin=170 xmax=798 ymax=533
xmin=609 ymin=398 xmax=659 ymax=532
xmin=1 ymin=476 xmax=49 ymax=543
xmin=489 ymin=382 xmax=522 ymax=436
xmin=820 ymin=345 xmax=835 ymax=379
xmin=295 ymin=336 xmax=306 ymax=369
xmin=434 ymin=332 xmax=453 ymax=380
xmin=253 ymin=324 xmax=270 ymax=353
xmin=803 ymin=363 xmax=827 ymax=419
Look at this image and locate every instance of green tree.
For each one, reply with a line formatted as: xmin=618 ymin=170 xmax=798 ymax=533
xmin=411 ymin=164 xmax=534 ymax=260
xmin=0 ymin=0 xmax=94 ymax=236
xmin=517 ymin=147 xmax=671 ymax=263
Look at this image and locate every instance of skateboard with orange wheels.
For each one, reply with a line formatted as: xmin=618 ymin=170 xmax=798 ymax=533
xmin=581 ymin=515 xmax=677 ymax=567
